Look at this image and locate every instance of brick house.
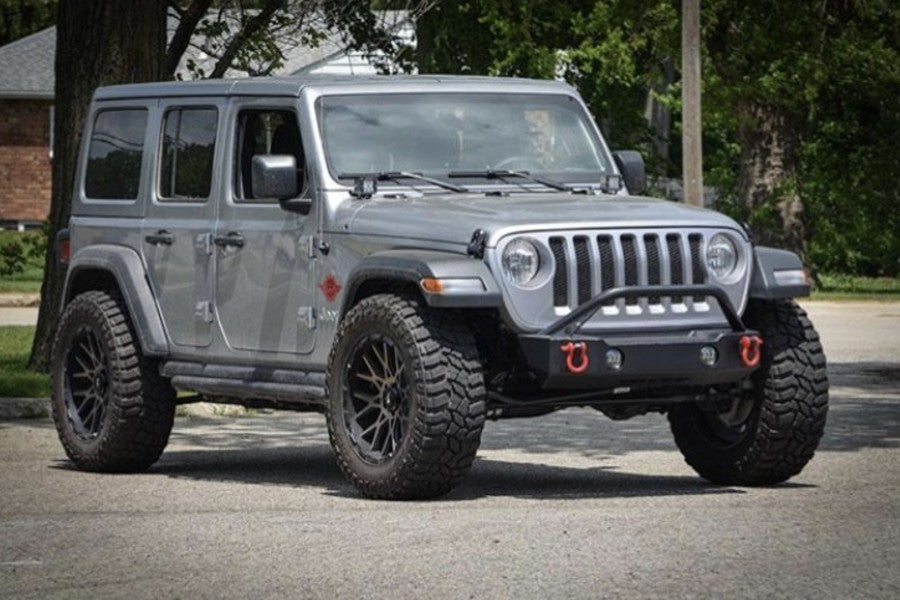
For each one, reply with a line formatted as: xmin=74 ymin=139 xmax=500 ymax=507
xmin=0 ymin=28 xmax=54 ymax=229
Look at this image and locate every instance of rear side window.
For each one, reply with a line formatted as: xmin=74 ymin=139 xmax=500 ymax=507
xmin=159 ymin=108 xmax=218 ymax=200
xmin=84 ymin=109 xmax=148 ymax=200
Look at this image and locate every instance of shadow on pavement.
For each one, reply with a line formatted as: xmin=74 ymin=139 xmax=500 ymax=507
xmin=820 ymin=362 xmax=900 ymax=452
xmin=35 ymin=360 xmax=897 ymax=499
xmin=144 ymin=444 xmax=751 ymax=501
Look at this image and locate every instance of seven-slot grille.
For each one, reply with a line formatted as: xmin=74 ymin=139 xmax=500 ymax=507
xmin=549 ymin=232 xmax=707 ymax=312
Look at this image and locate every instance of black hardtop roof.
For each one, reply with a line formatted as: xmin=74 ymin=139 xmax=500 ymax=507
xmin=93 ymin=74 xmax=572 ymax=101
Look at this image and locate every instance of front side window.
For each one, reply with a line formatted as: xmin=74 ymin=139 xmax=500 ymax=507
xmin=234 ymin=109 xmax=305 ymax=202
xmin=159 ymin=108 xmax=218 ymax=200
xmin=318 ymin=93 xmax=612 ymax=187
xmin=84 ymin=108 xmax=148 ymax=200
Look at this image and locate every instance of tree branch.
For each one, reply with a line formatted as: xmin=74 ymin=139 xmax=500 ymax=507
xmin=209 ymin=0 xmax=283 ymax=79
xmin=166 ymin=0 xmax=214 ymax=78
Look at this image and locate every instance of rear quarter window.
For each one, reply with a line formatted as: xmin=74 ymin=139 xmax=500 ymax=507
xmin=159 ymin=107 xmax=218 ymax=201
xmin=84 ymin=108 xmax=148 ymax=200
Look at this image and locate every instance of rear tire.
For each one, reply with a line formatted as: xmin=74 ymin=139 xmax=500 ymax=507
xmin=51 ymin=291 xmax=175 ymax=472
xmin=326 ymin=294 xmax=486 ymax=499
xmin=669 ymin=299 xmax=828 ymax=485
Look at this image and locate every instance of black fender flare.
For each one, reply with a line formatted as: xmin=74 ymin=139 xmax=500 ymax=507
xmin=341 ymin=249 xmax=502 ymax=317
xmin=748 ymin=246 xmax=810 ymax=300
xmin=62 ymin=244 xmax=169 ymax=356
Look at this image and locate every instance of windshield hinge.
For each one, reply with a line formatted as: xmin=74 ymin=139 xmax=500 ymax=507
xmin=467 ymin=229 xmax=487 ymax=259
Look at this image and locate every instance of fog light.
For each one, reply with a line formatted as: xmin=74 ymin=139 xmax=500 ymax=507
xmin=700 ymin=345 xmax=718 ymax=367
xmin=605 ymin=348 xmax=624 ymax=370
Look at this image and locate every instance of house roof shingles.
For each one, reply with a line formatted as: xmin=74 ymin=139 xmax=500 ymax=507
xmin=0 ymin=27 xmax=55 ymax=99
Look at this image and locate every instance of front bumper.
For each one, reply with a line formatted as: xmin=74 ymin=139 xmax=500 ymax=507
xmin=517 ymin=285 xmax=761 ymax=390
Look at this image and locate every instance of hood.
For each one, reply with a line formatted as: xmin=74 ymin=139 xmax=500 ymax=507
xmin=340 ymin=192 xmax=744 ymax=247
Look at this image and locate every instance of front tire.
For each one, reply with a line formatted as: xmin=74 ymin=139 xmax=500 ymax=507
xmin=669 ymin=299 xmax=828 ymax=485
xmin=326 ymin=294 xmax=486 ymax=499
xmin=51 ymin=291 xmax=176 ymax=472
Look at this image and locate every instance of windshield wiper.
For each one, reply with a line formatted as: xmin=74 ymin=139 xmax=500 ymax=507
xmin=339 ymin=171 xmax=468 ymax=193
xmin=448 ymin=169 xmax=570 ymax=192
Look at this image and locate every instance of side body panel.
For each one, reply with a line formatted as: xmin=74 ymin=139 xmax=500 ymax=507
xmin=141 ymin=97 xmax=222 ymax=348
xmin=211 ymin=96 xmax=319 ymax=356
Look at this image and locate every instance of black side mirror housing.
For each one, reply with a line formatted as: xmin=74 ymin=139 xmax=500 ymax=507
xmin=613 ymin=150 xmax=646 ymax=195
xmin=251 ymin=154 xmax=311 ymax=214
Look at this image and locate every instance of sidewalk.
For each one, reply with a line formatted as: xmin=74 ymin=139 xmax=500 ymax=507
xmin=0 ymin=306 xmax=39 ymax=326
xmin=0 ymin=293 xmax=40 ymax=307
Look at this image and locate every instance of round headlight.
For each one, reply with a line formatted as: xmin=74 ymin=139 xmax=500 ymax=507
xmin=706 ymin=233 xmax=738 ymax=280
xmin=502 ymin=238 xmax=540 ymax=286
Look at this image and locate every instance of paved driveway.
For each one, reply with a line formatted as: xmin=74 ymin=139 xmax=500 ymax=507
xmin=0 ymin=301 xmax=898 ymax=599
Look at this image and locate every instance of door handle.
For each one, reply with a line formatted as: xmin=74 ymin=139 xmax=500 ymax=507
xmin=144 ymin=230 xmax=174 ymax=246
xmin=214 ymin=232 xmax=245 ymax=249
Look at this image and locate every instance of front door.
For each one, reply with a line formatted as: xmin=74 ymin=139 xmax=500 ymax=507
xmin=213 ymin=102 xmax=317 ymax=355
xmin=142 ymin=100 xmax=220 ymax=348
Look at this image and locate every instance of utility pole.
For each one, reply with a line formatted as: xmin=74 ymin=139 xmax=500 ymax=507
xmin=681 ymin=0 xmax=703 ymax=207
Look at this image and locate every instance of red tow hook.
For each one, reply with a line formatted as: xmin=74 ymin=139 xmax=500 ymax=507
xmin=560 ymin=342 xmax=590 ymax=374
xmin=740 ymin=335 xmax=763 ymax=368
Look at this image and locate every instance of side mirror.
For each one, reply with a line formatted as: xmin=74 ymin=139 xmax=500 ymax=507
xmin=251 ymin=154 xmax=299 ymax=200
xmin=250 ymin=154 xmax=310 ymax=214
xmin=613 ymin=150 xmax=646 ymax=195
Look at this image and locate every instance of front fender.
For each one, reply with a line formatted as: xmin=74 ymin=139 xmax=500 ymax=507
xmin=342 ymin=249 xmax=502 ymax=316
xmin=63 ymin=244 xmax=169 ymax=356
xmin=748 ymin=246 xmax=810 ymax=300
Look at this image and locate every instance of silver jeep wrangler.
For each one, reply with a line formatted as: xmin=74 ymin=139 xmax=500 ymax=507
xmin=52 ymin=75 xmax=828 ymax=499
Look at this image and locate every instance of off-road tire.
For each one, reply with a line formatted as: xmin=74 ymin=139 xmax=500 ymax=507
xmin=51 ymin=291 xmax=176 ymax=472
xmin=669 ymin=298 xmax=828 ymax=485
xmin=326 ymin=294 xmax=486 ymax=499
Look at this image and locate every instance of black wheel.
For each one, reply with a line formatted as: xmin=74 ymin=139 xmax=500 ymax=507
xmin=326 ymin=294 xmax=486 ymax=499
xmin=51 ymin=291 xmax=176 ymax=472
xmin=669 ymin=299 xmax=829 ymax=485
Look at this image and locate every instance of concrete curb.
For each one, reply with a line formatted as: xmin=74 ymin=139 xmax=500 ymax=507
xmin=0 ymin=397 xmax=50 ymax=420
xmin=0 ymin=293 xmax=40 ymax=308
xmin=0 ymin=397 xmax=254 ymax=420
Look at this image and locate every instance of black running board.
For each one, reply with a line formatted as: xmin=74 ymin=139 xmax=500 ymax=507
xmin=162 ymin=361 xmax=327 ymax=407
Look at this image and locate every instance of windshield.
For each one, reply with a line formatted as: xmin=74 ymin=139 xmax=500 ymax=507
xmin=318 ymin=93 xmax=612 ymax=188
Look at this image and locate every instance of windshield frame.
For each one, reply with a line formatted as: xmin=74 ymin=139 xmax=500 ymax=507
xmin=313 ymin=89 xmax=618 ymax=193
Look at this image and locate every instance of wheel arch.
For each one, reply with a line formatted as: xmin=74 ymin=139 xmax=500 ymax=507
xmin=748 ymin=246 xmax=810 ymax=300
xmin=63 ymin=245 xmax=169 ymax=356
xmin=339 ymin=249 xmax=502 ymax=319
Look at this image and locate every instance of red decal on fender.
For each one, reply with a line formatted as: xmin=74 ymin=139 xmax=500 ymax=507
xmin=319 ymin=275 xmax=342 ymax=303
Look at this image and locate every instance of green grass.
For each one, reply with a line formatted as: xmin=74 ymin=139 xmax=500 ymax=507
xmin=811 ymin=274 xmax=900 ymax=301
xmin=0 ymin=326 xmax=50 ymax=398
xmin=0 ymin=267 xmax=43 ymax=293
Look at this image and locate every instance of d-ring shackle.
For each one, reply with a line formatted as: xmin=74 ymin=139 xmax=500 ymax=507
xmin=560 ymin=342 xmax=590 ymax=374
xmin=740 ymin=335 xmax=763 ymax=368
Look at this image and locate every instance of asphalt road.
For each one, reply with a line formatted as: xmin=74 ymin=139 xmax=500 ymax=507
xmin=1 ymin=301 xmax=898 ymax=599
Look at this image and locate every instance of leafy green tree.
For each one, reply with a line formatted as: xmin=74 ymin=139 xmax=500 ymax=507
xmin=0 ymin=0 xmax=56 ymax=46
xmin=702 ymin=0 xmax=900 ymax=276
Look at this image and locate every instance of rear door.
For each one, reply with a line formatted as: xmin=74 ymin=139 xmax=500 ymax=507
xmin=212 ymin=100 xmax=317 ymax=355
xmin=142 ymin=99 xmax=221 ymax=349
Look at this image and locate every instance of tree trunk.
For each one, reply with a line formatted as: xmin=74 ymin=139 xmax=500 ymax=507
xmin=737 ymin=101 xmax=806 ymax=260
xmin=29 ymin=0 xmax=166 ymax=371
